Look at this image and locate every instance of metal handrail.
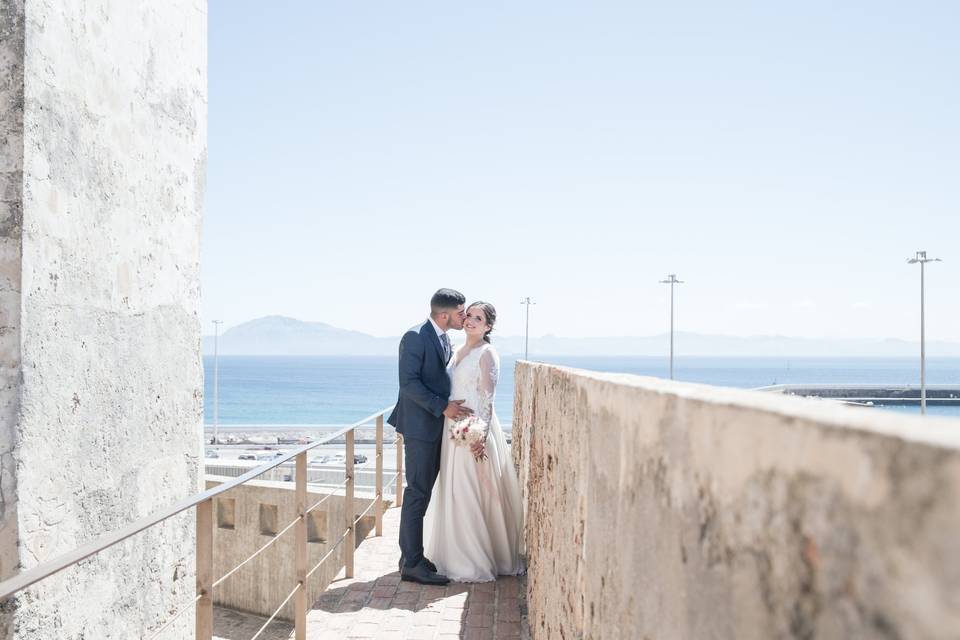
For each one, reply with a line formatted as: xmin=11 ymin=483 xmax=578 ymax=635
xmin=0 ymin=405 xmax=394 ymax=601
xmin=206 ymin=422 xmax=387 ymax=428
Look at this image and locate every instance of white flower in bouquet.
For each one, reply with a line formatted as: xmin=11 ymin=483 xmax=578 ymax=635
xmin=448 ymin=415 xmax=489 ymax=462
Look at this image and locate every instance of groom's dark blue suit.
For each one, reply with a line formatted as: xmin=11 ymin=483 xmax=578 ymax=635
xmin=388 ymin=320 xmax=451 ymax=570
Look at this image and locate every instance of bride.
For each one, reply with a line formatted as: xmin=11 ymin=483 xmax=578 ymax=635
xmin=423 ymin=301 xmax=525 ymax=582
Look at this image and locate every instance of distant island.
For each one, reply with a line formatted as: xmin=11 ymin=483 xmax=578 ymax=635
xmin=201 ymin=316 xmax=960 ymax=358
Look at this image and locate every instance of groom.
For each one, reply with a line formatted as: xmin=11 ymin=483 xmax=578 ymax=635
xmin=388 ymin=288 xmax=472 ymax=585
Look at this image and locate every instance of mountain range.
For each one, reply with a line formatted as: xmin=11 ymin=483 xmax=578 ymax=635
xmin=201 ymin=316 xmax=960 ymax=357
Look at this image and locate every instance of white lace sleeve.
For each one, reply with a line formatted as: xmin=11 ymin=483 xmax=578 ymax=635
xmin=477 ymin=347 xmax=500 ymax=425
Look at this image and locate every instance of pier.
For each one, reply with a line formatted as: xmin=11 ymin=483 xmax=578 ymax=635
xmin=758 ymin=383 xmax=960 ymax=405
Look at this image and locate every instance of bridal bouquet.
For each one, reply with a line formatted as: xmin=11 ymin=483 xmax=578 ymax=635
xmin=449 ymin=416 xmax=489 ymax=462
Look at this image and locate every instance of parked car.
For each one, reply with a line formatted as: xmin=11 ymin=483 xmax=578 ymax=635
xmin=354 ymin=454 xmax=368 ymax=464
xmin=204 ymin=449 xmax=219 ymax=459
xmin=238 ymin=454 xmax=257 ymax=461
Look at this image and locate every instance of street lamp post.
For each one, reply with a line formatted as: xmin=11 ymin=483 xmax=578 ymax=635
xmin=906 ymin=251 xmax=941 ymax=415
xmin=521 ymin=297 xmax=536 ymax=361
xmin=659 ymin=275 xmax=684 ymax=380
xmin=212 ymin=319 xmax=223 ymax=444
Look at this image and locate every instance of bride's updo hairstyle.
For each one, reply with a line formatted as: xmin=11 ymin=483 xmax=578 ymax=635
xmin=468 ymin=302 xmax=497 ymax=343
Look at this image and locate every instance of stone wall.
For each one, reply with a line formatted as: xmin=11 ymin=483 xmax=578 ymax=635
xmin=205 ymin=477 xmax=381 ymax=620
xmin=0 ymin=0 xmax=25 ymax=599
xmin=0 ymin=1 xmax=207 ymax=637
xmin=512 ymin=362 xmax=960 ymax=640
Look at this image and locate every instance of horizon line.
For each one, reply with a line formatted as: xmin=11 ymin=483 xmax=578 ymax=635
xmin=200 ymin=315 xmax=957 ymax=346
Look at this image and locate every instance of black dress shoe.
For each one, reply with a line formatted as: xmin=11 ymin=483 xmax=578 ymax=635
xmin=399 ymin=555 xmax=438 ymax=574
xmin=400 ymin=563 xmax=450 ymax=585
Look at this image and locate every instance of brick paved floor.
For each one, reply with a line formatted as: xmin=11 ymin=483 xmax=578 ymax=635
xmin=300 ymin=506 xmax=529 ymax=640
xmin=212 ymin=506 xmax=528 ymax=640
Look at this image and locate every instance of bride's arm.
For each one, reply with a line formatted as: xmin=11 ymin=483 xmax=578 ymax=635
xmin=477 ymin=347 xmax=500 ymax=425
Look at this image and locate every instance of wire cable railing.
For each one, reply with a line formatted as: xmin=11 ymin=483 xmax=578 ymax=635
xmin=304 ymin=476 xmax=352 ymax=516
xmin=0 ymin=406 xmax=401 ymax=640
xmin=306 ymin=525 xmax=353 ymax=582
xmin=304 ymin=502 xmax=379 ymax=582
xmin=208 ymin=471 xmax=356 ymax=592
xmin=250 ymin=581 xmax=301 ymax=640
xmin=147 ymin=593 xmax=204 ymax=640
xmin=210 ymin=508 xmax=301 ymax=591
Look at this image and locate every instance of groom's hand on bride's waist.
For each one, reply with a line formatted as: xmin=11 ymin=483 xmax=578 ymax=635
xmin=443 ymin=400 xmax=473 ymax=420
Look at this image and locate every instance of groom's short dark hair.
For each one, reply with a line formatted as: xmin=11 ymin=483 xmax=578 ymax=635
xmin=431 ymin=288 xmax=466 ymax=313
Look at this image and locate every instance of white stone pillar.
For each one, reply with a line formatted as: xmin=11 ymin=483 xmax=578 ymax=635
xmin=0 ymin=1 xmax=206 ymax=637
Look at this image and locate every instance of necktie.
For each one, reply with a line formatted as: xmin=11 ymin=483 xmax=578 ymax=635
xmin=440 ymin=333 xmax=451 ymax=363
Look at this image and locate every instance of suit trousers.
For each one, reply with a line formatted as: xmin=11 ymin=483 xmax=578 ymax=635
xmin=398 ymin=436 xmax=443 ymax=569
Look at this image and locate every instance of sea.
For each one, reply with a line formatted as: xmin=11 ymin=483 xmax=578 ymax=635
xmin=202 ymin=355 xmax=960 ymax=428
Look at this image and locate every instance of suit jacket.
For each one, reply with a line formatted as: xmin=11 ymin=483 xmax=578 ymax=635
xmin=387 ymin=320 xmax=451 ymax=442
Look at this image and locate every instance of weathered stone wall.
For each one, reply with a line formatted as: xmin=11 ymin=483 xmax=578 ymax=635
xmin=513 ymin=362 xmax=960 ymax=640
xmin=205 ymin=478 xmax=381 ymax=620
xmin=0 ymin=0 xmax=24 ymax=601
xmin=1 ymin=1 xmax=207 ymax=637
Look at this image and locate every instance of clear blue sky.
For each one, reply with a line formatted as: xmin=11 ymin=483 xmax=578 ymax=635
xmin=203 ymin=1 xmax=959 ymax=341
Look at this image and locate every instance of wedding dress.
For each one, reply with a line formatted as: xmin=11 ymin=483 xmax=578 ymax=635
xmin=423 ymin=343 xmax=525 ymax=582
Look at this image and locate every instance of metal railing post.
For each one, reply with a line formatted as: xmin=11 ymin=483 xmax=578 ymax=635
xmin=395 ymin=434 xmax=403 ymax=507
xmin=196 ymin=499 xmax=213 ymax=640
xmin=294 ymin=452 xmax=307 ymax=640
xmin=0 ymin=405 xmax=396 ymax=634
xmin=345 ymin=429 xmax=355 ymax=578
xmin=375 ymin=415 xmax=384 ymax=536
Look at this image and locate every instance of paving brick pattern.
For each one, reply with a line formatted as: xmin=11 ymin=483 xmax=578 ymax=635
xmin=302 ymin=506 xmax=529 ymax=640
xmin=213 ymin=506 xmax=528 ymax=640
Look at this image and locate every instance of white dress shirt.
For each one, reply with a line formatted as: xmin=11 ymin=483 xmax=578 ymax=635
xmin=429 ymin=317 xmax=450 ymax=361
xmin=428 ymin=317 xmax=446 ymax=339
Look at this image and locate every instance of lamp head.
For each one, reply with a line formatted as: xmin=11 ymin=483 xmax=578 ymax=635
xmin=907 ymin=251 xmax=941 ymax=264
